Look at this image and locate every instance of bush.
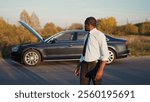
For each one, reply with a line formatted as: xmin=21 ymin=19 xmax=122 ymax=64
xmin=115 ymin=23 xmax=138 ymax=35
xmin=117 ymin=35 xmax=150 ymax=56
xmin=97 ymin=17 xmax=117 ymax=34
xmin=139 ymin=22 xmax=150 ymax=35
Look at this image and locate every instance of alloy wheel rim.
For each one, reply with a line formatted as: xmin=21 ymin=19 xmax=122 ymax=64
xmin=24 ymin=51 xmax=39 ymax=65
xmin=107 ymin=50 xmax=115 ymax=64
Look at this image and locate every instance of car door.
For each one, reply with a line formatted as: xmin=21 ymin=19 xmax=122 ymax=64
xmin=52 ymin=30 xmax=84 ymax=60
xmin=68 ymin=31 xmax=87 ymax=59
xmin=45 ymin=30 xmax=87 ymax=60
xmin=43 ymin=31 xmax=85 ymax=60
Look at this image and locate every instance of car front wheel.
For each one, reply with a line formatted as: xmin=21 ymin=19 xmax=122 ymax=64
xmin=23 ymin=49 xmax=41 ymax=66
xmin=107 ymin=49 xmax=116 ymax=64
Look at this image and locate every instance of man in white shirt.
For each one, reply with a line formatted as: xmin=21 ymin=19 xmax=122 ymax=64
xmin=74 ymin=17 xmax=109 ymax=85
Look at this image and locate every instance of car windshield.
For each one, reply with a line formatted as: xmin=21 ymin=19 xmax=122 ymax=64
xmin=44 ymin=31 xmax=65 ymax=43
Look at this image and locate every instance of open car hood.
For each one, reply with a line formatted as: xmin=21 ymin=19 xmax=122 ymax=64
xmin=19 ymin=21 xmax=43 ymax=42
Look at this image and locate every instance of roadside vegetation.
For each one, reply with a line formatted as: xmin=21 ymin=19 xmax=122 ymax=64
xmin=115 ymin=35 xmax=150 ymax=56
xmin=0 ymin=10 xmax=150 ymax=59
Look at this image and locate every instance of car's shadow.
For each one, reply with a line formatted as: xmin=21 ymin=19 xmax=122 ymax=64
xmin=40 ymin=60 xmax=79 ymax=66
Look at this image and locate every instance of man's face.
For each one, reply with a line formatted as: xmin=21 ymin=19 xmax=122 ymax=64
xmin=84 ymin=24 xmax=90 ymax=31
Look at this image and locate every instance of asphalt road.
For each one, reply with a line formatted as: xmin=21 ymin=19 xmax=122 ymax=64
xmin=0 ymin=56 xmax=150 ymax=85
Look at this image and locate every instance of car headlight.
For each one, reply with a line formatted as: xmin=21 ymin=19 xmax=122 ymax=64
xmin=12 ymin=45 xmax=19 ymax=52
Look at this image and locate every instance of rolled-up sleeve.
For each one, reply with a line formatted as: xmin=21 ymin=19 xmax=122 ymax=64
xmin=79 ymin=54 xmax=84 ymax=62
xmin=99 ymin=35 xmax=109 ymax=61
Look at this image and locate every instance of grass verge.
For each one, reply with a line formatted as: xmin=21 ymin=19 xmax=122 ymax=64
xmin=116 ymin=35 xmax=150 ymax=56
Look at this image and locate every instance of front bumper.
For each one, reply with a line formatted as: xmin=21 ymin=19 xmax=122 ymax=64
xmin=11 ymin=52 xmax=22 ymax=62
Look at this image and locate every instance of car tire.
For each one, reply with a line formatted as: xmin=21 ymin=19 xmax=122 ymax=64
xmin=23 ymin=49 xmax=41 ymax=66
xmin=107 ymin=48 xmax=116 ymax=64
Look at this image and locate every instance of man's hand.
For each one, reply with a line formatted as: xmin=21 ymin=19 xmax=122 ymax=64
xmin=95 ymin=61 xmax=106 ymax=81
xmin=95 ymin=70 xmax=103 ymax=81
xmin=74 ymin=67 xmax=80 ymax=76
xmin=74 ymin=62 xmax=81 ymax=76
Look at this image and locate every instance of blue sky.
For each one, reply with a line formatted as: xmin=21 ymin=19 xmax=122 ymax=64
xmin=0 ymin=0 xmax=149 ymax=27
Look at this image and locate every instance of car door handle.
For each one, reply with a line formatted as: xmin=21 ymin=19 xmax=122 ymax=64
xmin=68 ymin=45 xmax=72 ymax=47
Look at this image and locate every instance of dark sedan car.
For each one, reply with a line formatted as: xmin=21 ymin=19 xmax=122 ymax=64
xmin=11 ymin=21 xmax=129 ymax=66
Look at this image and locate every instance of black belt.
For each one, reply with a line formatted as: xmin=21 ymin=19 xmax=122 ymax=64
xmin=82 ymin=60 xmax=100 ymax=64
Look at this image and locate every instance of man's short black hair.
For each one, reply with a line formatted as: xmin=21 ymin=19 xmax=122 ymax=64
xmin=84 ymin=17 xmax=97 ymax=27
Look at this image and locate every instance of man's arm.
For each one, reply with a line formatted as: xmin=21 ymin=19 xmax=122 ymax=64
xmin=95 ymin=34 xmax=109 ymax=80
xmin=95 ymin=61 xmax=106 ymax=81
xmin=74 ymin=54 xmax=84 ymax=76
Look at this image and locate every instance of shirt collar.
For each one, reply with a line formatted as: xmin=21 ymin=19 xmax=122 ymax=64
xmin=89 ymin=28 xmax=97 ymax=34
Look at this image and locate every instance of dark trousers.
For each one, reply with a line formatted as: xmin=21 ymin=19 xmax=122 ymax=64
xmin=80 ymin=60 xmax=102 ymax=85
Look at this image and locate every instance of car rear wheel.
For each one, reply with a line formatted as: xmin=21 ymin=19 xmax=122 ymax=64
xmin=23 ymin=49 xmax=41 ymax=66
xmin=107 ymin=49 xmax=116 ymax=64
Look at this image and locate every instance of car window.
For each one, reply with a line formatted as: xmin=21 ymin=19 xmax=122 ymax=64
xmin=56 ymin=32 xmax=72 ymax=41
xmin=71 ymin=32 xmax=78 ymax=41
xmin=54 ymin=31 xmax=88 ymax=43
xmin=70 ymin=31 xmax=87 ymax=41
xmin=77 ymin=31 xmax=87 ymax=41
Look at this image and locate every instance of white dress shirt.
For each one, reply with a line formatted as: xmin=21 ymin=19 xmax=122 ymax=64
xmin=80 ymin=28 xmax=109 ymax=62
